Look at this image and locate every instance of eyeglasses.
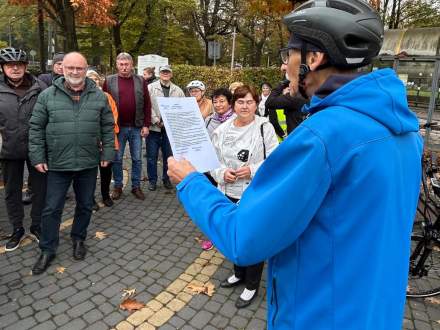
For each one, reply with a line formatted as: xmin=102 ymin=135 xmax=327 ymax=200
xmin=279 ymin=47 xmax=295 ymax=64
xmin=64 ymin=66 xmax=86 ymax=72
xmin=235 ymin=100 xmax=256 ymax=106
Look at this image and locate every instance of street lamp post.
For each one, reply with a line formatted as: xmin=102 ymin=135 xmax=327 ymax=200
xmin=8 ymin=16 xmax=16 ymax=47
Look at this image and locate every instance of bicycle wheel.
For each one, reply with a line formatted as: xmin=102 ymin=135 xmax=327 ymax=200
xmin=407 ymin=220 xmax=440 ymax=298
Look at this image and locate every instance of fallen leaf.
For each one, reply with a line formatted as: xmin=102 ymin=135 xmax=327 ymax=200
xmin=426 ymin=297 xmax=440 ymax=305
xmin=122 ymin=288 xmax=136 ymax=298
xmin=119 ymin=298 xmax=145 ymax=312
xmin=187 ymin=282 xmax=216 ymax=297
xmin=187 ymin=283 xmax=206 ymax=294
xmin=95 ymin=231 xmax=108 ymax=240
xmin=205 ymin=282 xmax=215 ymax=296
xmin=56 ymin=267 xmax=66 ymax=274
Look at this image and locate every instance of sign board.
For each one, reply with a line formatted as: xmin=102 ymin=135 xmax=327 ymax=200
xmin=208 ymin=41 xmax=221 ymax=60
xmin=137 ymin=54 xmax=169 ymax=76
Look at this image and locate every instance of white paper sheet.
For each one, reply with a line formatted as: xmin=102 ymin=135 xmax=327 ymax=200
xmin=157 ymin=97 xmax=220 ymax=173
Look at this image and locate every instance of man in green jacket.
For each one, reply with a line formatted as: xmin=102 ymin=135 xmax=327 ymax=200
xmin=29 ymin=52 xmax=115 ymax=274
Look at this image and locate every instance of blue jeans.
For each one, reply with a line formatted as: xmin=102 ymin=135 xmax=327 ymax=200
xmin=146 ymin=131 xmax=172 ymax=184
xmin=39 ymin=167 xmax=97 ymax=254
xmin=113 ymin=126 xmax=142 ymax=189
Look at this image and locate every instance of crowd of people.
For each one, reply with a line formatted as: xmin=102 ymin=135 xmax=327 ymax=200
xmin=0 ymin=43 xmax=303 ymax=306
xmin=0 ymin=0 xmax=425 ymax=327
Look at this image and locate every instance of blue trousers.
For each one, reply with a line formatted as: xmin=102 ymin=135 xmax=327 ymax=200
xmin=113 ymin=126 xmax=142 ymax=189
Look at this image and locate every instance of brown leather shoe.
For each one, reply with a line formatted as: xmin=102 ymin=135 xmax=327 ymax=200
xmin=131 ymin=187 xmax=145 ymax=200
xmin=111 ymin=187 xmax=123 ymax=200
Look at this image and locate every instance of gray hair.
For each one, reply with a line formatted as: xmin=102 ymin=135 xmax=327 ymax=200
xmin=116 ymin=52 xmax=133 ymax=62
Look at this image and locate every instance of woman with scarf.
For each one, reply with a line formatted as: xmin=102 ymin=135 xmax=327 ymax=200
xmin=205 ymin=88 xmax=235 ymax=138
xmin=196 ymin=88 xmax=235 ymax=251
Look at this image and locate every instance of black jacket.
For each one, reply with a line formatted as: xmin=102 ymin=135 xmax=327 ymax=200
xmin=0 ymin=73 xmax=47 ymax=160
xmin=265 ymin=80 xmax=307 ymax=137
xmin=37 ymin=72 xmax=62 ymax=87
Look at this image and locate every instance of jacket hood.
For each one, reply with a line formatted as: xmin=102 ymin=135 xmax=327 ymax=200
xmin=303 ymin=68 xmax=419 ymax=135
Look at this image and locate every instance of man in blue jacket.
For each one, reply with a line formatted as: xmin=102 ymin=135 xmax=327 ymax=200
xmin=168 ymin=1 xmax=423 ymax=329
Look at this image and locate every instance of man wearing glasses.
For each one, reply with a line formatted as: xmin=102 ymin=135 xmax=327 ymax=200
xmin=0 ymin=47 xmax=47 ymax=252
xmin=168 ymin=0 xmax=422 ymax=328
xmin=29 ymin=52 xmax=115 ymax=274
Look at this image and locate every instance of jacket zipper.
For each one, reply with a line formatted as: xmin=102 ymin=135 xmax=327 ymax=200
xmin=271 ymin=277 xmax=279 ymax=327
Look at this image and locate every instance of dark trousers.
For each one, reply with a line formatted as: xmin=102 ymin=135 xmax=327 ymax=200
xmin=1 ymin=159 xmax=47 ymax=231
xmin=146 ymin=131 xmax=172 ymax=184
xmin=39 ymin=167 xmax=97 ymax=255
xmin=226 ymin=195 xmax=264 ymax=291
xmin=99 ymin=164 xmax=112 ymax=200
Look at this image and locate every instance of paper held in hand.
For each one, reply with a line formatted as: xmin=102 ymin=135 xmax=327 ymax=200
xmin=157 ymin=97 xmax=220 ymax=173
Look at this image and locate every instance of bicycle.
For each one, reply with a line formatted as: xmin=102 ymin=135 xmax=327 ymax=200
xmin=407 ymin=122 xmax=440 ymax=298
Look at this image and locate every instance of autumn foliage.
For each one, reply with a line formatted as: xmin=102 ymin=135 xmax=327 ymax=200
xmin=9 ymin=0 xmax=115 ymax=27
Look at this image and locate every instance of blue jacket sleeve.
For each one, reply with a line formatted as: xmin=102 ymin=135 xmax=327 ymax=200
xmin=176 ymin=125 xmax=332 ymax=266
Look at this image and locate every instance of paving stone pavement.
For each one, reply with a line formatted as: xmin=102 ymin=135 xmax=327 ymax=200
xmin=1 ymin=158 xmax=440 ymax=329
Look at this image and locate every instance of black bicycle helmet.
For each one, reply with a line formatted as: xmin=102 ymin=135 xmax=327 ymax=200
xmin=283 ymin=0 xmax=384 ymax=69
xmin=0 ymin=47 xmax=28 ymax=64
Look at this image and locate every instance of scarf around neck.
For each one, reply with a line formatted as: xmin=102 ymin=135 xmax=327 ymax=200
xmin=214 ymin=108 xmax=234 ymax=123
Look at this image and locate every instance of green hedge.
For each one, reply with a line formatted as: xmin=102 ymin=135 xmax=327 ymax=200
xmin=171 ymin=65 xmax=283 ymax=96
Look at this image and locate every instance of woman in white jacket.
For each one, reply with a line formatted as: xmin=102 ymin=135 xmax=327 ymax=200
xmin=210 ymin=85 xmax=278 ymax=308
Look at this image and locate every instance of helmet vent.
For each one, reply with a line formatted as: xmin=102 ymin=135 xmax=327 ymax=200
xmin=344 ymin=34 xmax=369 ymax=50
xmin=328 ymin=0 xmax=359 ymax=15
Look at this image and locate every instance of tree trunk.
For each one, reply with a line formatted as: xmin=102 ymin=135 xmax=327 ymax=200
xmin=394 ymin=0 xmax=402 ymax=29
xmin=112 ymin=23 xmax=123 ymax=55
xmin=90 ymin=27 xmax=100 ymax=67
xmin=389 ymin=0 xmax=397 ymax=29
xmin=59 ymin=0 xmax=78 ymax=51
xmin=37 ymin=0 xmax=47 ymax=73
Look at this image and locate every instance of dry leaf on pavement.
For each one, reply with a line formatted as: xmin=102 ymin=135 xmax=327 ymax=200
xmin=56 ymin=267 xmax=66 ymax=274
xmin=122 ymin=288 xmax=136 ymax=298
xmin=119 ymin=298 xmax=145 ymax=312
xmin=426 ymin=297 xmax=440 ymax=305
xmin=95 ymin=231 xmax=108 ymax=240
xmin=187 ymin=282 xmax=215 ymax=297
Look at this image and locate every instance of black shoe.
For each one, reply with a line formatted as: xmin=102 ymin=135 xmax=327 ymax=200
xmin=163 ymin=180 xmax=173 ymax=190
xmin=103 ymin=198 xmax=114 ymax=207
xmin=5 ymin=227 xmax=25 ymax=252
xmin=32 ymin=253 xmax=55 ymax=275
xmin=22 ymin=190 xmax=33 ymax=205
xmin=235 ymin=289 xmax=258 ymax=309
xmin=220 ymin=276 xmax=244 ymax=288
xmin=148 ymin=182 xmax=157 ymax=191
xmin=73 ymin=240 xmax=87 ymax=260
xmin=29 ymin=226 xmax=41 ymax=243
xmin=92 ymin=200 xmax=99 ymax=213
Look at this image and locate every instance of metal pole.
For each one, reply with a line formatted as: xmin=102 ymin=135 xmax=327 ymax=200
xmin=213 ymin=42 xmax=216 ymax=66
xmin=231 ymin=26 xmax=236 ymax=72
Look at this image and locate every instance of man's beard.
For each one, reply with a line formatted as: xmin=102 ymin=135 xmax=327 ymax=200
xmin=65 ymin=75 xmax=85 ymax=86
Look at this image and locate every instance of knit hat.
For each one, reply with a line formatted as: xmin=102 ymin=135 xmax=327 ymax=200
xmin=52 ymin=52 xmax=65 ymax=64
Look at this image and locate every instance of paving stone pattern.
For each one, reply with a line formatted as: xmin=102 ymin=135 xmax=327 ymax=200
xmin=0 ymin=155 xmax=439 ymax=329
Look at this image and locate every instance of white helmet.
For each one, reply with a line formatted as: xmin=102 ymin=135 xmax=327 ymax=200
xmin=186 ymin=80 xmax=206 ymax=91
